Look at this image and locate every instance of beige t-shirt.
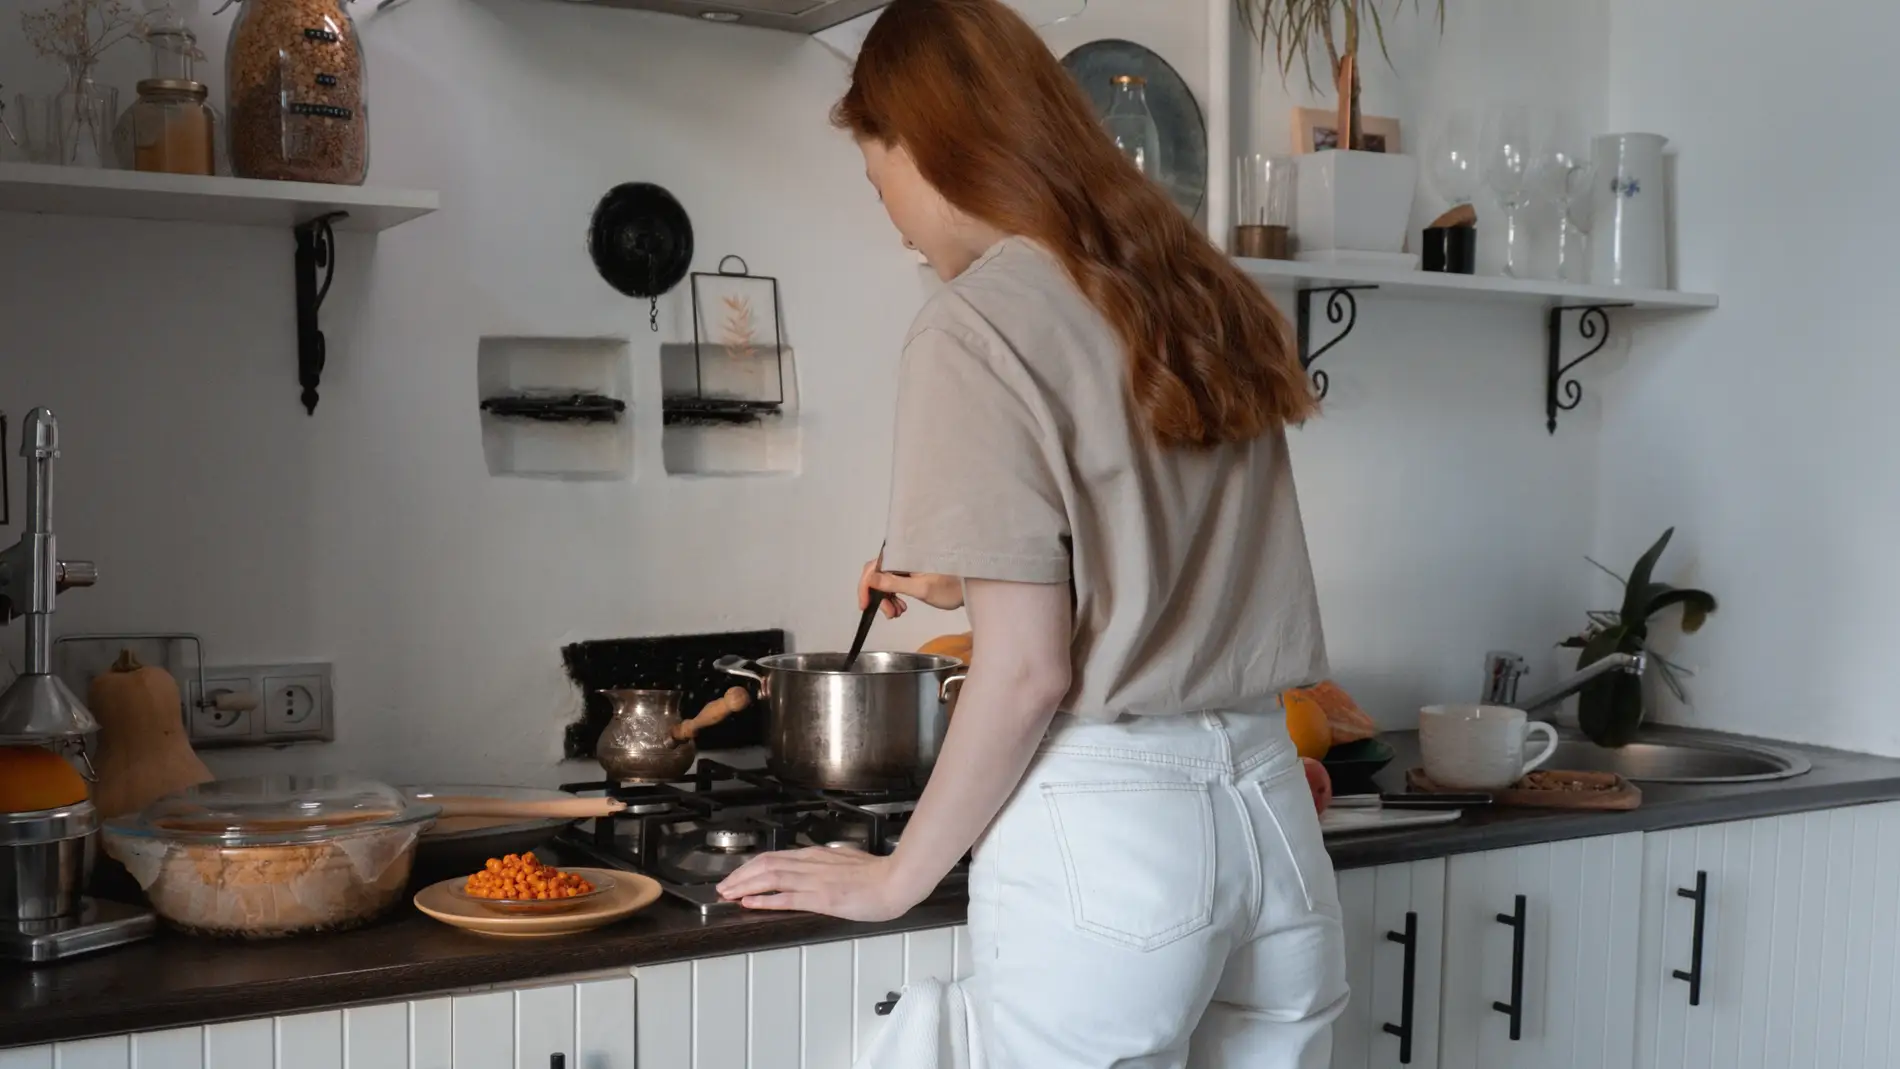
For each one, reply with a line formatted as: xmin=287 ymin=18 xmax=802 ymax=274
xmin=882 ymin=237 xmax=1327 ymax=720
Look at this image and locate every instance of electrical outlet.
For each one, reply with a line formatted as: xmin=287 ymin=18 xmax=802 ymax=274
xmin=263 ymin=674 xmax=326 ymax=736
xmin=188 ymin=677 xmax=255 ymax=742
xmin=187 ymin=663 xmax=334 ymax=747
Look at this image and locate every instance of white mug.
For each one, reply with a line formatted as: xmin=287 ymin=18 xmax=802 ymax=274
xmin=1418 ymin=704 xmax=1559 ymax=790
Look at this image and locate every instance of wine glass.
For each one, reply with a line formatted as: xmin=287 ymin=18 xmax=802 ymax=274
xmin=1428 ymin=110 xmax=1483 ymax=210
xmin=1532 ymin=113 xmax=1597 ymax=282
xmin=1483 ymin=105 xmax=1539 ymax=278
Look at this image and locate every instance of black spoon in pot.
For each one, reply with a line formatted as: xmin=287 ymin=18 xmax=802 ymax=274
xmin=843 ymin=546 xmax=904 ymax=671
xmin=843 ymin=589 xmax=887 ymax=672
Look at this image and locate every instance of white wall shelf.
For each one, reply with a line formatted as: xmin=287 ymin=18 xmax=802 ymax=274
xmin=0 ymin=162 xmax=438 ymax=232
xmin=0 ymin=163 xmax=440 ymax=414
xmin=1237 ymin=257 xmax=1720 ymax=434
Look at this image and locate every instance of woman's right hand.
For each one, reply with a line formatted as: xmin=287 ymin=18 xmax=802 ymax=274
xmin=860 ymin=557 xmax=964 ymax=618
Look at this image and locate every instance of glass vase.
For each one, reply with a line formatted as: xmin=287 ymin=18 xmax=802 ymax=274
xmin=55 ymin=70 xmax=117 ymax=168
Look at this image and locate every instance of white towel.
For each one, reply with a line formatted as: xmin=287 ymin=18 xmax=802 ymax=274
xmin=852 ymin=978 xmax=988 ymax=1069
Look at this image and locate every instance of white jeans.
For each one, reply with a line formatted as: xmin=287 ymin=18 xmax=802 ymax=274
xmin=965 ymin=710 xmax=1348 ymax=1069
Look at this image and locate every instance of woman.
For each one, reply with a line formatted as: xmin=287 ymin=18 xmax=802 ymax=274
xmin=715 ymin=0 xmax=1348 ymax=1063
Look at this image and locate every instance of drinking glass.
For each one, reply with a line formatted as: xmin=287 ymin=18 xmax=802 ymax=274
xmin=1483 ymin=105 xmax=1540 ymax=277
xmin=1233 ymin=153 xmax=1295 ymax=259
xmin=1531 ymin=112 xmax=1598 ymax=283
xmin=15 ymin=93 xmax=61 ymax=164
xmin=1428 ymin=110 xmax=1483 ymax=209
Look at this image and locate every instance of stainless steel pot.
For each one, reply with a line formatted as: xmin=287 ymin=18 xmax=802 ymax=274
xmin=715 ymin=652 xmax=966 ymax=790
xmin=0 ymin=801 xmax=97 ymax=921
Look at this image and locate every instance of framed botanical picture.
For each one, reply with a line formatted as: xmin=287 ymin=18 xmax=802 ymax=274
xmin=1292 ymin=107 xmax=1402 ymax=155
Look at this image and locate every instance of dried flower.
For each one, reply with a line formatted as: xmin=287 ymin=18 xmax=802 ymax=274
xmin=720 ymin=295 xmax=759 ymax=361
xmin=21 ymin=0 xmax=138 ymax=81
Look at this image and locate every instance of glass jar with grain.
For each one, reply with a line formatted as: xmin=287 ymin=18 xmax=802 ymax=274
xmin=224 ymin=0 xmax=367 ymax=185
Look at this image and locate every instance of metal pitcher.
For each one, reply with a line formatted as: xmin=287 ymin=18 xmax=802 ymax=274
xmin=594 ymin=687 xmax=748 ymax=784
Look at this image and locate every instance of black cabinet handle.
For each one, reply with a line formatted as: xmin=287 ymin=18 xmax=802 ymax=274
xmin=1381 ymin=911 xmax=1419 ymax=1064
xmin=550 ymin=1055 xmax=565 ymax=1069
xmin=874 ymin=990 xmax=901 ymax=1016
xmin=1672 ymin=870 xmax=1709 ymax=1007
xmin=1492 ymin=894 xmax=1527 ymax=1041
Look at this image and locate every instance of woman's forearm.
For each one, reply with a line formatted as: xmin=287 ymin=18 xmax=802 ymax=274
xmin=885 ymin=579 xmax=1072 ymax=904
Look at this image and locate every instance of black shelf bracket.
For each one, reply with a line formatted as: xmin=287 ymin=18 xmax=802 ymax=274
xmin=294 ymin=211 xmax=348 ymax=416
xmin=1298 ymin=286 xmax=1377 ymax=400
xmin=1546 ymin=302 xmax=1634 ymax=434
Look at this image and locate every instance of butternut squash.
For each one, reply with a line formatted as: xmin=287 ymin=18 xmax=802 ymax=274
xmin=0 ymin=746 xmax=89 ymax=811
xmin=918 ymin=632 xmax=973 ymax=665
xmin=88 ymin=650 xmax=212 ymax=819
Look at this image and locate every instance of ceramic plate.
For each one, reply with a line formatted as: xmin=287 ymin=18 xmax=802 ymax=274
xmin=414 ymin=868 xmax=662 ymax=938
xmin=1060 ymin=39 xmax=1207 ymax=220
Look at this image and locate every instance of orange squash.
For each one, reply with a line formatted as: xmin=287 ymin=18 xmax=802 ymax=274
xmin=88 ymin=650 xmax=212 ymax=819
xmin=1285 ymin=679 xmax=1378 ymax=747
xmin=1281 ymin=689 xmax=1334 ymax=760
xmin=918 ymin=632 xmax=973 ymax=665
xmin=0 ymin=746 xmax=89 ymax=811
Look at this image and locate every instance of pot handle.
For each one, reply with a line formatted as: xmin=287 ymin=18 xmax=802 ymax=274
xmin=714 ymin=655 xmax=769 ymax=700
xmin=940 ymin=672 xmax=967 ymax=704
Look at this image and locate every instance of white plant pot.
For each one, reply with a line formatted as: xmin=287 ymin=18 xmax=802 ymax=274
xmin=1589 ymin=133 xmax=1669 ymax=289
xmin=1293 ymin=149 xmax=1419 ymax=256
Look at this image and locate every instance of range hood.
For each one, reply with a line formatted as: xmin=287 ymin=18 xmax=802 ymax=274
xmin=570 ymin=0 xmax=1076 ymax=56
xmin=571 ymin=0 xmax=889 ymax=36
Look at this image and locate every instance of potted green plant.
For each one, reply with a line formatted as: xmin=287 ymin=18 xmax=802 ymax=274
xmin=1561 ymin=527 xmax=1717 ymax=748
xmin=1236 ymin=0 xmax=1443 ymax=259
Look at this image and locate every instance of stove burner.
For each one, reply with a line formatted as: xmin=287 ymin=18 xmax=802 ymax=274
xmin=706 ymin=828 xmax=759 ymax=853
xmin=557 ymin=761 xmax=964 ymax=915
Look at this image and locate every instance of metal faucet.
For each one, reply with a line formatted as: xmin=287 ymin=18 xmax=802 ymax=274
xmin=1481 ymin=648 xmax=1647 ymax=722
xmin=0 ymin=408 xmax=100 ymax=744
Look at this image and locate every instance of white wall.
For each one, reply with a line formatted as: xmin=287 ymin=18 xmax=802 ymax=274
xmin=0 ymin=0 xmax=1602 ymax=786
xmin=1592 ymin=0 xmax=1900 ymax=754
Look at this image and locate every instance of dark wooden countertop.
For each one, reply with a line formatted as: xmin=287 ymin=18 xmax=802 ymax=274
xmin=6 ymin=727 xmax=1898 ymax=1049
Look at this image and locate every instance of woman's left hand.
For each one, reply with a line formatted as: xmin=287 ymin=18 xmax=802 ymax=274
xmin=717 ymin=846 xmax=925 ymax=922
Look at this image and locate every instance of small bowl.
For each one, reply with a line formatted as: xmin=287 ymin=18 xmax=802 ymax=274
xmin=449 ymin=872 xmax=615 ymax=915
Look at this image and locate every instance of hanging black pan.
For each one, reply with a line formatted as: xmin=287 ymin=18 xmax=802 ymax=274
xmin=588 ymin=182 xmax=694 ymax=330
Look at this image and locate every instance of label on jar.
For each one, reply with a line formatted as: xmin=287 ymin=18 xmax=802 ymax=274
xmin=315 ymin=73 xmax=338 ymax=87
xmin=290 ymin=102 xmax=355 ymax=121
xmin=302 ymin=27 xmax=340 ymax=42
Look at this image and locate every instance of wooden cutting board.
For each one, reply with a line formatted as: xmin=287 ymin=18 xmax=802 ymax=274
xmin=1407 ymin=768 xmax=1642 ymax=810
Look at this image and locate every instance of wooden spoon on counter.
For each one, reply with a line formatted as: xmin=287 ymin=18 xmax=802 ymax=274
xmin=425 ymin=796 xmax=628 ymax=820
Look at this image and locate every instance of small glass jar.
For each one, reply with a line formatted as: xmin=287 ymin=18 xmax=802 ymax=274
xmin=116 ymin=80 xmax=216 ymax=175
xmin=114 ymin=14 xmax=217 ymax=175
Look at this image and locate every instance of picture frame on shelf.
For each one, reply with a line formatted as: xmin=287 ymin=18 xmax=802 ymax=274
xmin=1293 ymin=107 xmax=1401 ymax=154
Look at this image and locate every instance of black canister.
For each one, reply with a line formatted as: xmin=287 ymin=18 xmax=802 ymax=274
xmin=1423 ymin=226 xmax=1477 ymax=274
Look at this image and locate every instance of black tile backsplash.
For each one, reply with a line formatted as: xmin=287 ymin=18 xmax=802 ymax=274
xmin=562 ymin=630 xmax=785 ymax=759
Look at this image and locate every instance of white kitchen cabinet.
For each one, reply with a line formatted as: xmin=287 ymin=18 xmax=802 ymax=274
xmin=692 ymin=956 xmax=750 ymax=1069
xmin=1440 ymin=832 xmax=1644 ymax=1069
xmin=1635 ymin=802 xmax=1900 ymax=1069
xmin=575 ymin=977 xmax=638 ymax=1069
xmin=50 ymin=1036 xmax=129 ymax=1069
xmin=635 ymin=962 xmax=693 ymax=1069
xmin=515 ymin=984 xmax=576 ymax=1069
xmin=1332 ymin=858 xmax=1446 ymax=1069
xmin=345 ymin=1003 xmax=411 ymax=1069
xmin=277 ymin=1011 xmax=344 ymax=1069
xmin=451 ymin=991 xmax=515 ymax=1069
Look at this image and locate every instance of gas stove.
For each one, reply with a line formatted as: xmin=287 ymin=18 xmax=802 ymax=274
xmin=558 ymin=760 xmax=966 ymax=915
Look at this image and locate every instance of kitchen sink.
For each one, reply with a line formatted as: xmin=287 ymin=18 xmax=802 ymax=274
xmin=1544 ymin=733 xmax=1811 ymax=784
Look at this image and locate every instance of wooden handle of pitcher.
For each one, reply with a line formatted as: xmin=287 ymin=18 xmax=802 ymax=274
xmin=673 ymin=687 xmax=752 ymax=742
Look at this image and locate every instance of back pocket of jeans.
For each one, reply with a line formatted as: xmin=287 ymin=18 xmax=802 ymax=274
xmin=1040 ymin=781 xmax=1215 ymax=951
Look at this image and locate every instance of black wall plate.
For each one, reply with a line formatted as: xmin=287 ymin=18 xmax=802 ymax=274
xmin=561 ymin=629 xmax=785 ymax=759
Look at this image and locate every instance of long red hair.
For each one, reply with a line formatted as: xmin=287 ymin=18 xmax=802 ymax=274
xmin=834 ymin=0 xmax=1315 ymax=447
